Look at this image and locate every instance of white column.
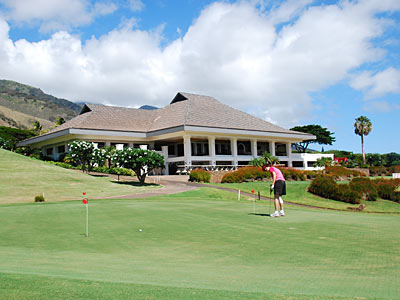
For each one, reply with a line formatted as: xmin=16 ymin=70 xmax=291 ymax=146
xmin=162 ymin=146 xmax=169 ymax=175
xmin=184 ymin=135 xmax=192 ymax=168
xmin=251 ymin=139 xmax=257 ymax=158
xmin=208 ymin=137 xmax=216 ymax=166
xmin=270 ymin=141 xmax=276 ymax=156
xmin=105 ymin=141 xmax=111 ymax=147
xmin=231 ymin=138 xmax=238 ymax=166
xmin=287 ymin=142 xmax=292 ymax=167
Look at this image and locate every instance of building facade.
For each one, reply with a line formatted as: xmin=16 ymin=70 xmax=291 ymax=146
xmin=19 ymin=92 xmax=332 ymax=174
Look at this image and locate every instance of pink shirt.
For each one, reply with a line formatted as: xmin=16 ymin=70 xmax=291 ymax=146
xmin=269 ymin=167 xmax=285 ymax=181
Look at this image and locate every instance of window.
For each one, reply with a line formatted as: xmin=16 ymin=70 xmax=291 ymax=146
xmin=191 ymin=142 xmax=209 ymax=156
xmin=168 ymin=145 xmax=176 ymax=156
xmin=257 ymin=142 xmax=270 ymax=156
xmin=275 ymin=143 xmax=287 ymax=156
xmin=292 ymin=161 xmax=304 ymax=168
xmin=46 ymin=148 xmax=53 ymax=156
xmin=177 ymin=144 xmax=184 ymax=156
xmin=237 ymin=141 xmax=251 ymax=155
xmin=57 ymin=145 xmax=65 ymax=153
xmin=215 ymin=141 xmax=231 ymax=155
xmin=307 ymin=161 xmax=316 ymax=167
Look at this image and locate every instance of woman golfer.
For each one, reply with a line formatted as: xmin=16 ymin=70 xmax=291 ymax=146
xmin=263 ymin=164 xmax=286 ymax=217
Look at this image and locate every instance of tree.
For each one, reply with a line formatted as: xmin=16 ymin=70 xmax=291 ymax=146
xmin=32 ymin=121 xmax=42 ymax=134
xmin=354 ymin=116 xmax=372 ymax=164
xmin=249 ymin=152 xmax=279 ymax=167
xmin=55 ymin=117 xmax=65 ymax=126
xmin=112 ymin=148 xmax=164 ymax=184
xmin=313 ymin=157 xmax=333 ymax=168
xmin=290 ymin=125 xmax=335 ymax=153
xmin=68 ymin=140 xmax=96 ymax=173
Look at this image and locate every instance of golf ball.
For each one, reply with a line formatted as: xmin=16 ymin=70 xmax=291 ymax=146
xmin=139 ymin=229 xmax=142 ymax=232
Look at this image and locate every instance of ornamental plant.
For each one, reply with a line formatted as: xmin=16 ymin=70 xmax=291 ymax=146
xmin=68 ymin=140 xmax=96 ymax=173
xmin=221 ymin=166 xmax=269 ymax=183
xmin=189 ymin=169 xmax=211 ymax=183
xmin=308 ymin=176 xmax=362 ymax=204
xmin=112 ymin=148 xmax=164 ymax=184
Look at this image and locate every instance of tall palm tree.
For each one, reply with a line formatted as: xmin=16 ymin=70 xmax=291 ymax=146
xmin=354 ymin=116 xmax=372 ymax=164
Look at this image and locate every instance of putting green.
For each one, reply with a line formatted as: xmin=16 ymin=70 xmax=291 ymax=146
xmin=0 ymin=188 xmax=399 ymax=299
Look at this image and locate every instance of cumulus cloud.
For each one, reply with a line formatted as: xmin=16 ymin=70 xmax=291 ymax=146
xmin=0 ymin=0 xmax=117 ymax=32
xmin=351 ymin=67 xmax=400 ymax=99
xmin=128 ymin=0 xmax=144 ymax=12
xmin=0 ymin=0 xmax=399 ymax=127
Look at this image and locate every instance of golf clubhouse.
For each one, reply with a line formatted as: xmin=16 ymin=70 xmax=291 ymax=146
xmin=19 ymin=92 xmax=333 ymax=174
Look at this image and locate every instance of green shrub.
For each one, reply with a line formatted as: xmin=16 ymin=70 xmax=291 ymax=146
xmin=349 ymin=177 xmax=378 ymax=201
xmin=374 ymin=178 xmax=400 ymax=202
xmin=93 ymin=166 xmax=135 ymax=177
xmin=34 ymin=195 xmax=45 ymax=202
xmin=324 ymin=166 xmax=365 ymax=179
xmin=308 ymin=176 xmax=362 ymax=204
xmin=221 ymin=166 xmax=269 ymax=183
xmin=280 ymin=168 xmax=307 ymax=181
xmin=189 ymin=169 xmax=211 ymax=183
xmin=369 ymin=166 xmax=388 ymax=176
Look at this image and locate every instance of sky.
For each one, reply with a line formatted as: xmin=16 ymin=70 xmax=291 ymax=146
xmin=0 ymin=0 xmax=399 ymax=154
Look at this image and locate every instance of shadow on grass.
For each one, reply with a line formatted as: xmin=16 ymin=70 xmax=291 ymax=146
xmin=112 ymin=181 xmax=159 ymax=187
xmin=248 ymin=213 xmax=271 ymax=217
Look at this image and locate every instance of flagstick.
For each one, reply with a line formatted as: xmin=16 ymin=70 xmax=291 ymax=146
xmin=253 ymin=194 xmax=256 ymax=214
xmin=86 ymin=203 xmax=89 ymax=237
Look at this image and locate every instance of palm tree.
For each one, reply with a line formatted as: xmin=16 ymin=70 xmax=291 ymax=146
xmin=354 ymin=116 xmax=372 ymax=164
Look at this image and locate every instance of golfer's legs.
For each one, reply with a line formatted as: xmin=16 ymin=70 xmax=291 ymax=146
xmin=274 ymin=196 xmax=280 ymax=211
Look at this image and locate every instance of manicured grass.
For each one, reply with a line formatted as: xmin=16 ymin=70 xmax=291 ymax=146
xmin=210 ymin=181 xmax=400 ymax=213
xmin=0 ymin=188 xmax=399 ymax=299
xmin=0 ymin=149 xmax=159 ymax=203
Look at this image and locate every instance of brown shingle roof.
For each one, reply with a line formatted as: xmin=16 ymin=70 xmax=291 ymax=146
xmin=46 ymin=92 xmax=307 ymax=136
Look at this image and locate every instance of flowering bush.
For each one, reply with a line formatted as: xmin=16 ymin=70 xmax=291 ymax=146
xmin=112 ymin=148 xmax=164 ymax=184
xmin=189 ymin=169 xmax=211 ymax=183
xmin=308 ymin=176 xmax=362 ymax=204
xmin=324 ymin=166 xmax=365 ymax=179
xmin=0 ymin=137 xmax=13 ymax=150
xmin=68 ymin=140 xmax=96 ymax=173
xmin=373 ymin=178 xmax=400 ymax=202
xmin=221 ymin=166 xmax=269 ymax=183
xmin=349 ymin=177 xmax=378 ymax=201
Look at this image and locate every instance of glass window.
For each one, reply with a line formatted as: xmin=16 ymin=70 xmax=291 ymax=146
xmin=275 ymin=143 xmax=287 ymax=156
xmin=57 ymin=145 xmax=65 ymax=153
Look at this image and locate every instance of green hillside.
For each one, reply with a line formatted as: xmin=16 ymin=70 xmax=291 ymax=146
xmin=0 ymin=149 xmax=157 ymax=203
xmin=0 ymin=79 xmax=82 ymax=129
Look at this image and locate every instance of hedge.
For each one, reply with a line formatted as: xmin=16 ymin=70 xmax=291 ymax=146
xmin=309 ymin=176 xmax=400 ymax=204
xmin=221 ymin=166 xmax=269 ymax=183
xmin=324 ymin=166 xmax=365 ymax=179
xmin=189 ymin=169 xmax=211 ymax=183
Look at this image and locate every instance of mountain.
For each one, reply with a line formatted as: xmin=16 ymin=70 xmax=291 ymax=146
xmin=139 ymin=105 xmax=158 ymax=110
xmin=0 ymin=80 xmax=83 ymax=129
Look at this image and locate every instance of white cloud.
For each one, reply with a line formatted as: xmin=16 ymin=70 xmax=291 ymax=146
xmin=363 ymin=100 xmax=392 ymax=113
xmin=0 ymin=0 xmax=117 ymax=32
xmin=351 ymin=67 xmax=400 ymax=99
xmin=0 ymin=0 xmax=399 ymax=127
xmin=128 ymin=0 xmax=144 ymax=12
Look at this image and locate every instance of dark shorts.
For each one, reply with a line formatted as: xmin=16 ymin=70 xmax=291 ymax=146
xmin=274 ymin=180 xmax=286 ymax=196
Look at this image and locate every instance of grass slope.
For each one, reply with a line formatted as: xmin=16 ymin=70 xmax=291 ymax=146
xmin=0 ymin=188 xmax=399 ymax=299
xmin=210 ymin=181 xmax=400 ymax=213
xmin=0 ymin=149 xmax=157 ymax=203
